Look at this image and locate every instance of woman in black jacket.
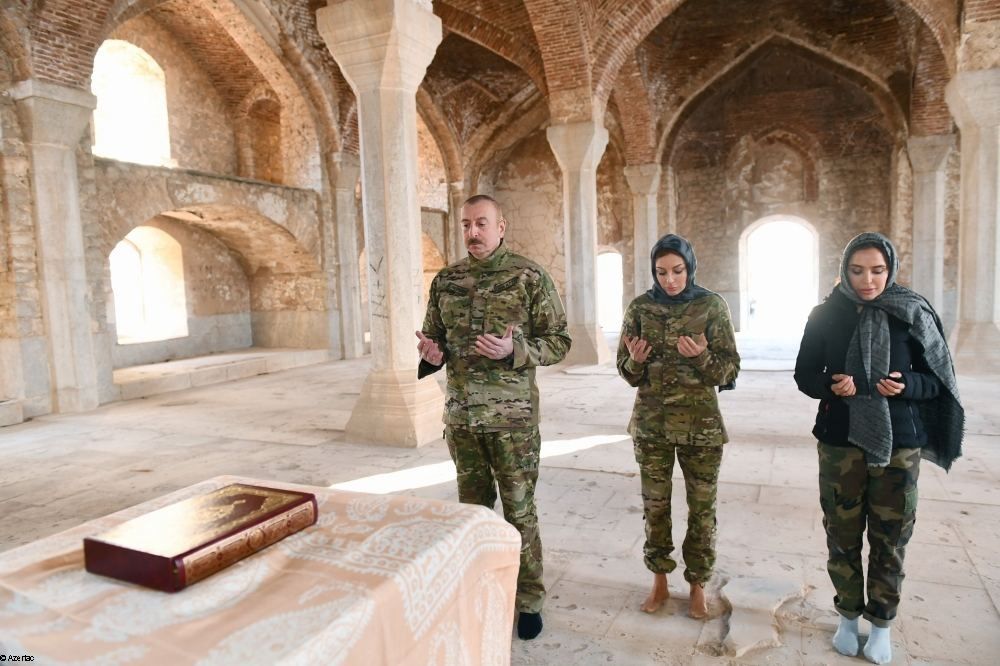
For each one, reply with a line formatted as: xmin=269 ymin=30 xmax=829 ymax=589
xmin=795 ymin=232 xmax=963 ymax=665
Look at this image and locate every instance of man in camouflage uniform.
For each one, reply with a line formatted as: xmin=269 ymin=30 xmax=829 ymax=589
xmin=416 ymin=194 xmax=571 ymax=640
xmin=618 ymin=234 xmax=740 ymax=618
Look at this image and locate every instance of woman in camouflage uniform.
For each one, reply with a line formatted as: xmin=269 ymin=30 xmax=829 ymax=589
xmin=617 ymin=234 xmax=740 ymax=619
xmin=795 ymin=232 xmax=963 ymax=664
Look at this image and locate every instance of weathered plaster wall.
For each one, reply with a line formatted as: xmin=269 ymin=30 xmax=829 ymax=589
xmin=943 ymin=142 xmax=961 ymax=334
xmin=492 ymin=130 xmax=565 ymax=294
xmin=675 ymin=152 xmax=891 ymax=327
xmin=110 ymin=217 xmax=252 ymax=368
xmin=597 ymin=141 xmax=633 ymax=308
xmin=111 ymin=15 xmax=237 ymax=175
xmin=417 ymin=114 xmax=448 ymax=212
xmin=0 ymin=61 xmax=47 ymax=417
xmin=96 ymin=160 xmax=329 ymax=360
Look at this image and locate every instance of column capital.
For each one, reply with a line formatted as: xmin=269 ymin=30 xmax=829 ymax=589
xmin=624 ymin=163 xmax=662 ymax=195
xmin=8 ymin=79 xmax=96 ymax=148
xmin=331 ymin=151 xmax=361 ymax=190
xmin=946 ymin=68 xmax=1000 ymax=130
xmin=907 ymin=134 xmax=955 ymax=173
xmin=546 ymin=121 xmax=609 ymax=173
xmin=317 ymin=0 xmax=442 ymax=94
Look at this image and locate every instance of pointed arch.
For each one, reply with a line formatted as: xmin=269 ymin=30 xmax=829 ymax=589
xmin=657 ymin=35 xmax=908 ymax=165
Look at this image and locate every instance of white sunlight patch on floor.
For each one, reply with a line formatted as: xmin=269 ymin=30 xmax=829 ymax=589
xmin=330 ymin=434 xmax=630 ymax=494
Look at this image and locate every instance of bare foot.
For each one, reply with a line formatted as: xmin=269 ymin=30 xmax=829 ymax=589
xmin=688 ymin=582 xmax=708 ymax=619
xmin=640 ymin=573 xmax=669 ymax=613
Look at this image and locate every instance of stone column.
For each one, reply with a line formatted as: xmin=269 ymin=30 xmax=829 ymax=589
xmin=331 ymin=152 xmax=365 ymax=359
xmin=318 ymin=0 xmax=445 ymax=445
xmin=9 ymin=79 xmax=99 ymax=413
xmin=907 ymin=134 xmax=954 ymax=313
xmin=547 ymin=121 xmax=610 ymax=365
xmin=945 ymin=69 xmax=1000 ymax=372
xmin=624 ymin=164 xmax=662 ymax=299
xmin=447 ymin=180 xmax=467 ymax=262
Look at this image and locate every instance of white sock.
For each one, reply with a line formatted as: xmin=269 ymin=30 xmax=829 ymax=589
xmin=863 ymin=624 xmax=892 ymax=664
xmin=832 ymin=615 xmax=860 ymax=656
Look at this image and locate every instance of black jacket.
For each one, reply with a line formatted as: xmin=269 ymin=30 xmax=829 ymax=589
xmin=794 ymin=289 xmax=941 ymax=448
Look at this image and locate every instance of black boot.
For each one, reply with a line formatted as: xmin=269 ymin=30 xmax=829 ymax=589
xmin=517 ymin=611 xmax=543 ymax=640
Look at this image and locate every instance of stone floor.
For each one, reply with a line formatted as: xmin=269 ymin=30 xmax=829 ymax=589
xmin=1 ymin=336 xmax=998 ymax=665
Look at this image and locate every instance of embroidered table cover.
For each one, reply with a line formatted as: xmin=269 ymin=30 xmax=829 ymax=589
xmin=0 ymin=475 xmax=520 ymax=665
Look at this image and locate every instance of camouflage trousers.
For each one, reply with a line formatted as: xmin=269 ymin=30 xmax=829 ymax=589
xmin=818 ymin=442 xmax=921 ymax=627
xmin=634 ymin=439 xmax=723 ymax=584
xmin=445 ymin=426 xmax=543 ymax=613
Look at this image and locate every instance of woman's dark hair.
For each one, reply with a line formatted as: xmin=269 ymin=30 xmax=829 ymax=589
xmin=848 ymin=241 xmax=889 ymax=265
xmin=654 ymin=248 xmax=684 ymax=262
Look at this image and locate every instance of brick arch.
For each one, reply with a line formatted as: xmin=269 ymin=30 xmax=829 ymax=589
xmin=609 ymin=52 xmax=656 ymax=165
xmin=30 ymin=0 xmax=118 ymax=87
xmin=237 ymin=82 xmax=280 ymax=117
xmin=434 ymin=1 xmax=547 ymax=95
xmin=106 ymin=202 xmax=329 ymax=350
xmin=523 ymin=0 xmax=594 ymax=122
xmin=102 ymin=0 xmax=343 ymax=158
xmin=157 ymin=204 xmax=322 ymax=276
xmin=910 ymin=24 xmax=952 ymax=136
xmin=590 ymin=0 xmax=956 ymax=121
xmin=417 ymin=88 xmax=464 ymax=184
xmin=656 ymin=35 xmax=908 ymax=165
xmin=467 ymin=93 xmax=549 ymax=188
xmin=743 ymin=128 xmax=821 ymax=201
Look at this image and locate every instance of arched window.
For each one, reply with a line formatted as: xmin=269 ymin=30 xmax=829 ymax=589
xmin=110 ymin=226 xmax=188 ymax=344
xmin=597 ymin=250 xmax=624 ymax=331
xmin=92 ymin=40 xmax=173 ymax=167
xmin=740 ymin=216 xmax=818 ymax=336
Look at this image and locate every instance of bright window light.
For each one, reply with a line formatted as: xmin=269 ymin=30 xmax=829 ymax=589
xmin=597 ymin=251 xmax=624 ymax=331
xmin=745 ymin=218 xmax=817 ymax=336
xmin=110 ymin=226 xmax=188 ymax=344
xmin=92 ymin=40 xmax=173 ymax=167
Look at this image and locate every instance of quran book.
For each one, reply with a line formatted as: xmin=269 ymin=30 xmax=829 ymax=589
xmin=83 ymin=483 xmax=318 ymax=592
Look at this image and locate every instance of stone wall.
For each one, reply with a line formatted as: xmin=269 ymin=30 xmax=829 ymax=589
xmin=491 ymin=130 xmax=565 ymax=293
xmin=112 ymin=15 xmax=238 ymax=175
xmin=0 ymin=64 xmax=45 ymax=417
xmin=93 ymin=159 xmax=327 ymax=367
xmin=943 ymin=142 xmax=961 ymax=335
xmin=110 ymin=216 xmax=252 ymax=368
xmin=417 ymin=114 xmax=448 ymax=212
xmin=675 ymin=153 xmax=891 ymax=328
xmin=597 ymin=140 xmax=633 ymax=308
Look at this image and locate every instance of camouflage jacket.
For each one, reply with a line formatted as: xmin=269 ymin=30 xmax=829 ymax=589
xmin=420 ymin=243 xmax=571 ymax=429
xmin=617 ymin=293 xmax=740 ymax=445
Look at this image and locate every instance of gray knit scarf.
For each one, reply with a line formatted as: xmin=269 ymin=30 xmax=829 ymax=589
xmin=836 ymin=232 xmax=964 ymax=468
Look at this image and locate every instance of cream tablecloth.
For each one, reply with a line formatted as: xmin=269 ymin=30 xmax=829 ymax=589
xmin=0 ymin=475 xmax=521 ymax=665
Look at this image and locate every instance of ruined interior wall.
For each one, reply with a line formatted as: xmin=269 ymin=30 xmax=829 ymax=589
xmin=110 ymin=217 xmax=252 ymax=368
xmin=675 ymin=151 xmax=892 ymax=324
xmin=597 ymin=141 xmax=633 ymax=311
xmin=417 ymin=114 xmax=448 ymax=212
xmin=892 ymin=146 xmax=914 ymax=287
xmin=112 ymin=14 xmax=237 ymax=174
xmin=492 ymin=130 xmax=565 ymax=294
xmin=943 ymin=141 xmax=961 ymax=334
xmin=0 ymin=57 xmax=47 ymax=415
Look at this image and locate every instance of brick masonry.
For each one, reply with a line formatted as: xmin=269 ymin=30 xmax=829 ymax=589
xmin=0 ymin=0 xmax=995 ymax=415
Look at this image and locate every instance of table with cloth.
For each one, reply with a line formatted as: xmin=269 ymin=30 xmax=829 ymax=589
xmin=0 ymin=475 xmax=521 ymax=665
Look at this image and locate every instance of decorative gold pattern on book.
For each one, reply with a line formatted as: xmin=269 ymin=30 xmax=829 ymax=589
xmin=93 ymin=483 xmax=309 ymax=557
xmin=182 ymin=501 xmax=317 ymax=585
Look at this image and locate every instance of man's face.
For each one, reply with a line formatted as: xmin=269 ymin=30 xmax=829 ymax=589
xmin=462 ymin=200 xmax=506 ymax=260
